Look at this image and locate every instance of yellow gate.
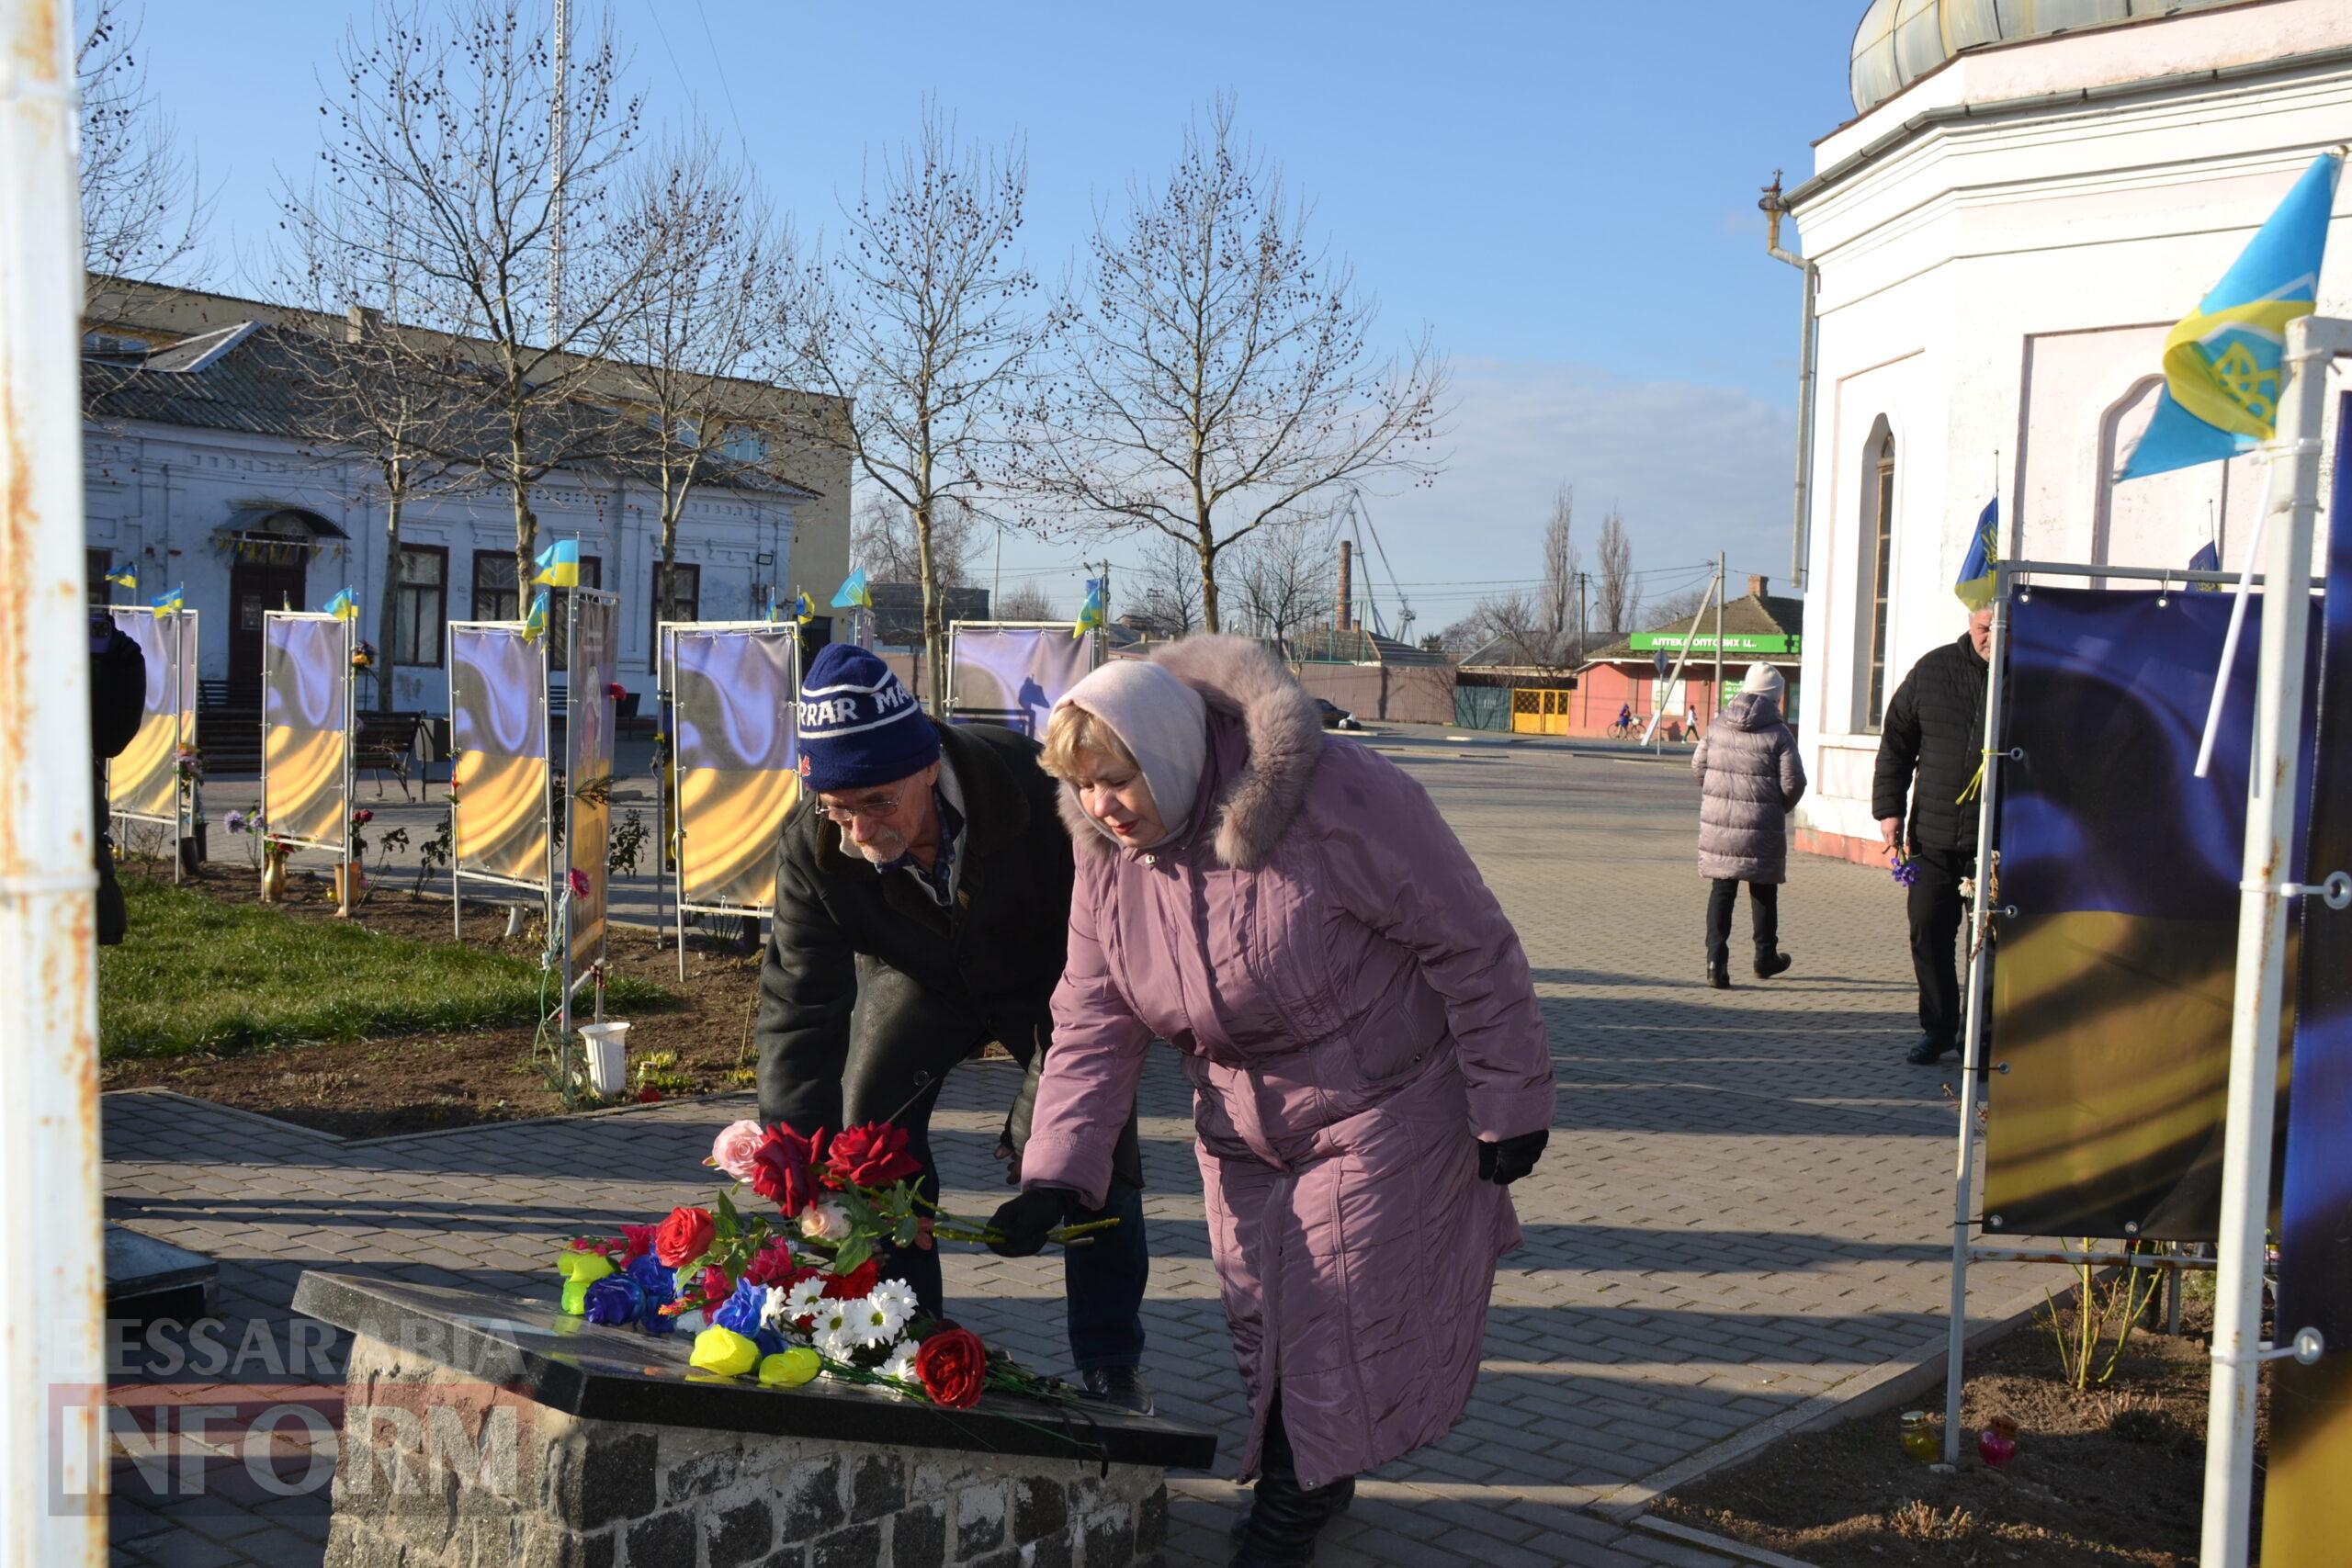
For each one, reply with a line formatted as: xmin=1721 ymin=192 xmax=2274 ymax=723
xmin=1510 ymin=687 xmax=1572 ymax=736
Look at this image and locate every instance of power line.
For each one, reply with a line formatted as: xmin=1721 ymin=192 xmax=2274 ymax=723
xmin=689 ymin=0 xmax=749 ymax=152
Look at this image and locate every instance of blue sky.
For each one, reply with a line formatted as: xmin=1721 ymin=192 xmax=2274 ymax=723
xmin=137 ymin=0 xmax=1861 ymax=631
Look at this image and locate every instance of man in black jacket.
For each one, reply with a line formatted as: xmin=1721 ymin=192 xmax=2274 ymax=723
xmin=91 ymin=612 xmax=148 ymax=946
xmin=752 ymin=644 xmax=1151 ymax=1409
xmin=1871 ymin=606 xmax=1992 ymax=1064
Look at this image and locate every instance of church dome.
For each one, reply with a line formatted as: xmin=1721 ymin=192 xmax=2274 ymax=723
xmin=1851 ymin=0 xmax=2245 ymax=113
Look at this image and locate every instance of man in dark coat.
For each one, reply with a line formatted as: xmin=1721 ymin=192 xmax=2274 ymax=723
xmin=1871 ymin=605 xmax=1992 ymax=1064
xmin=91 ymin=612 xmax=148 ymax=946
xmin=752 ymin=643 xmax=1151 ymax=1409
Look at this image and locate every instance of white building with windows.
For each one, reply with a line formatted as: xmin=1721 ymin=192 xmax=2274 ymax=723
xmin=1779 ymin=0 xmax=2352 ymax=859
xmin=80 ymin=282 xmax=850 ymax=713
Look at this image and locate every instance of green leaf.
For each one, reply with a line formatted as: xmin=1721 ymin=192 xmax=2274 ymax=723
xmin=892 ymin=1214 xmax=917 ymax=1247
xmin=831 ymin=1235 xmax=873 ymax=1277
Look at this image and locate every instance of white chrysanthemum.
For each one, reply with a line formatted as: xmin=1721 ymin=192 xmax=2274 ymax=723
xmin=880 ymin=1344 xmax=921 ymax=1391
xmin=867 ymin=1278 xmax=919 ymax=1321
xmin=848 ymin=1292 xmax=911 ymax=1348
xmin=814 ymin=1325 xmax=861 ymax=1362
xmin=810 ymin=1300 xmax=855 ymax=1341
xmin=781 ymin=1277 xmax=828 ymax=1325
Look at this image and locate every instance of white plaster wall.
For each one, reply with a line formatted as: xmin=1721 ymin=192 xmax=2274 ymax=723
xmin=1786 ymin=0 xmax=2352 ymax=847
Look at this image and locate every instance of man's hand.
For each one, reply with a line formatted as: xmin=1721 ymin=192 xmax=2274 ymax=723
xmin=985 ymin=1189 xmax=1069 ymax=1257
xmin=1879 ymin=817 xmax=1904 ymax=854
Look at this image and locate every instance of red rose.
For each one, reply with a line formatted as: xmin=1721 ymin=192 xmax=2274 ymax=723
xmin=638 ymin=1087 xmax=662 ymax=1103
xmin=695 ymin=1265 xmax=732 ymax=1310
xmin=820 ymin=1258 xmax=879 ymax=1301
xmin=741 ymin=1237 xmax=799 ymax=1288
xmin=606 ymin=682 xmax=626 ymax=702
xmin=618 ymin=1224 xmax=658 ymax=1263
xmin=750 ymin=1124 xmax=827 ymax=1217
xmin=653 ymin=1205 xmax=715 ymax=1269
xmin=825 ymin=1122 xmax=922 ymax=1190
xmin=915 ymin=1326 xmax=987 ymax=1409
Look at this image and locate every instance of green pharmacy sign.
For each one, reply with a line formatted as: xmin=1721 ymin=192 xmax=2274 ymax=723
xmin=1628 ymin=631 xmax=1800 ymax=655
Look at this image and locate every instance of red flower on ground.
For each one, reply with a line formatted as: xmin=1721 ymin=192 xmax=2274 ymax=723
xmin=750 ymin=1124 xmax=828 ymax=1217
xmin=653 ymin=1206 xmax=715 ymax=1269
xmin=695 ymin=1266 xmax=732 ymax=1311
xmin=638 ymin=1087 xmax=662 ymax=1103
xmin=618 ymin=1223 xmax=659 ymax=1263
xmin=820 ymin=1258 xmax=880 ymax=1301
xmin=914 ymin=1326 xmax=987 ymax=1409
xmin=741 ymin=1238 xmax=799 ymax=1288
xmin=825 ymin=1122 xmax=922 ymax=1190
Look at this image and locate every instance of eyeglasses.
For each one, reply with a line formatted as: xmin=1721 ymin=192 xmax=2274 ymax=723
xmin=818 ymin=794 xmax=904 ymax=825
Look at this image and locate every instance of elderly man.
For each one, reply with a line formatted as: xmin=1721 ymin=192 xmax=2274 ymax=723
xmin=1871 ymin=605 xmax=1994 ymax=1065
xmin=752 ymin=643 xmax=1152 ymax=1409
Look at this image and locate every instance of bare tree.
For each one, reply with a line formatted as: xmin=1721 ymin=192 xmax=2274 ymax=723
xmin=1645 ymin=584 xmax=1712 ymax=628
xmin=1539 ymin=484 xmax=1581 ymax=660
xmin=851 ymin=492 xmax=978 ymax=590
xmin=1229 ymin=516 xmax=1339 ymax=655
xmin=784 ymin=102 xmax=1037 ymax=711
xmin=609 ymin=130 xmax=807 ymax=626
xmin=79 ymin=0 xmax=207 ymax=313
xmin=316 ymin=0 xmax=655 ymax=589
xmin=1464 ymin=591 xmax=1560 ymax=670
xmin=997 ymin=581 xmax=1056 ymax=621
xmin=1595 ymin=508 xmax=1635 ymax=636
xmin=1128 ymin=532 xmax=1204 ymax=638
xmin=1023 ymin=97 xmax=1446 ymax=632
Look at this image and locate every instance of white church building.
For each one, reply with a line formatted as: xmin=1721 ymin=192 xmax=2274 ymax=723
xmin=1778 ymin=0 xmax=2352 ymax=860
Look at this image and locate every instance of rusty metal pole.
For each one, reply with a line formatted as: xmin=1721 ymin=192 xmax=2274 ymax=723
xmin=0 ymin=0 xmax=111 ymax=1562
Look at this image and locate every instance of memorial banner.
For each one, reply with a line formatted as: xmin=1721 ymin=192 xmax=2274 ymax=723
xmin=449 ymin=625 xmax=548 ymax=884
xmin=1984 ymin=586 xmax=2309 ymax=1240
xmin=948 ymin=624 xmax=1092 ymax=737
xmin=108 ymin=608 xmax=196 ymax=821
xmin=2265 ymin=392 xmax=2352 ymax=1563
xmin=260 ymin=614 xmax=349 ymax=848
xmin=566 ymin=591 xmax=618 ymax=976
xmin=672 ymin=626 xmax=799 ymax=911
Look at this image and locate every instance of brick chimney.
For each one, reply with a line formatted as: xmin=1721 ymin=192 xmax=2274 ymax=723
xmin=1337 ymin=540 xmax=1354 ymax=631
xmin=1747 ymin=574 xmax=1769 ymax=600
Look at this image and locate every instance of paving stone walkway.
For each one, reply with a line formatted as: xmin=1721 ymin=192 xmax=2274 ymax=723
xmin=100 ymin=734 xmax=2043 ymax=1566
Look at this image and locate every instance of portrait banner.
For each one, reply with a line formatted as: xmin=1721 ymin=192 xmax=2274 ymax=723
xmin=1984 ymin=585 xmax=2310 ymax=1241
xmin=2265 ymin=390 xmax=2352 ymax=1564
xmin=947 ymin=624 xmax=1094 ymax=738
xmin=260 ymin=614 xmax=349 ymax=849
xmin=670 ymin=625 xmax=800 ymax=911
xmin=449 ymin=624 xmax=548 ymax=885
xmin=565 ymin=591 xmax=618 ymax=977
xmin=108 ymin=608 xmax=197 ymax=822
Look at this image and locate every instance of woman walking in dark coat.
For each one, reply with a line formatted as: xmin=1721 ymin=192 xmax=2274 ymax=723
xmin=1693 ymin=663 xmax=1806 ymax=988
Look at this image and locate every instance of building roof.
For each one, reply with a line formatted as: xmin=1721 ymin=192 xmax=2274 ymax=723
xmin=1283 ymin=626 xmax=1450 ymax=667
xmin=1583 ymin=590 xmax=1804 ymax=668
xmin=1849 ymin=0 xmax=2244 ymax=115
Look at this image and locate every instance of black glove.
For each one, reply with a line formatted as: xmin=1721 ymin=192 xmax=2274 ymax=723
xmin=1478 ymin=1130 xmax=1549 ymax=1186
xmin=985 ymin=1189 xmax=1070 ymax=1258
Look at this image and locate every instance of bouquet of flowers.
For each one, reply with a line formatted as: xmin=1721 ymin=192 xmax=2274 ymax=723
xmin=554 ymin=1119 xmax=1114 ymax=1409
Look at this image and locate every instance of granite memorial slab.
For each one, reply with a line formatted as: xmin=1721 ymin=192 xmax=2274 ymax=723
xmin=105 ymin=1223 xmax=216 ymax=1325
xmin=295 ymin=1269 xmax=1214 ymax=1568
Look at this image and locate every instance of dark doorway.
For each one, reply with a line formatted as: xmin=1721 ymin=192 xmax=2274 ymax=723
xmin=229 ymin=556 xmax=309 ymax=692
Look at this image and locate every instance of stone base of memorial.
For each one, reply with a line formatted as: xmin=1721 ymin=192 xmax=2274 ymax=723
xmin=295 ymin=1272 xmax=1215 ymax=1568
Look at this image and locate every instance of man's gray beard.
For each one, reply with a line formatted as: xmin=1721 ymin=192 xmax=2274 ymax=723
xmin=851 ymin=831 xmax=905 ymax=865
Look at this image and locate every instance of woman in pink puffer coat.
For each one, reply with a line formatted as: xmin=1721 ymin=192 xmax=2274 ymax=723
xmin=987 ymin=635 xmax=1557 ymax=1567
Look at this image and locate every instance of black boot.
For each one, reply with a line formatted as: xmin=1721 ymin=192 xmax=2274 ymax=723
xmin=1229 ymin=1398 xmax=1352 ymax=1566
xmin=1229 ymin=1477 xmax=1354 ymax=1544
xmin=1753 ymin=951 xmax=1792 ymax=979
xmin=1706 ymin=953 xmax=1732 ymax=989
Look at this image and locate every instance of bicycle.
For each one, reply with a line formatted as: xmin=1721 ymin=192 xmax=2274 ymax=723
xmin=1605 ymin=718 xmax=1640 ymax=740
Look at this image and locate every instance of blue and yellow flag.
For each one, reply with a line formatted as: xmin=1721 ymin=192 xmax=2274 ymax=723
xmin=2188 ymin=540 xmax=2222 ymax=592
xmin=1955 ymin=498 xmax=1998 ymax=611
xmin=105 ymin=564 xmax=137 ymax=592
xmin=831 ymin=568 xmax=873 ymax=610
xmin=2120 ymin=151 xmax=2342 ymax=481
xmin=150 ymin=583 xmax=184 ymax=618
xmin=322 ymin=587 xmax=359 ymax=621
xmin=1074 ymin=578 xmax=1106 ymax=639
xmin=533 ymin=537 xmax=581 ymax=588
xmin=764 ymin=588 xmax=781 ymax=623
xmin=521 ymin=587 xmax=549 ymax=642
xmin=790 ymin=590 xmax=816 ymax=626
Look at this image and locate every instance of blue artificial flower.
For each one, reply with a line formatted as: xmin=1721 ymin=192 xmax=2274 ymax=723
xmin=713 ymin=1278 xmax=787 ymax=1357
xmin=582 ymin=1275 xmax=645 ymax=1328
xmin=626 ymin=1253 xmax=680 ymax=1337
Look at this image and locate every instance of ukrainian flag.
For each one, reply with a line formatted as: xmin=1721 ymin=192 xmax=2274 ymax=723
xmin=764 ymin=588 xmax=781 ymax=623
xmin=831 ymin=568 xmax=872 ymax=610
xmin=521 ymin=588 xmax=549 ymax=642
xmin=1074 ymin=578 xmax=1105 ymax=639
xmin=1955 ymin=497 xmax=1998 ymax=611
xmin=790 ymin=590 xmax=815 ymax=626
xmin=533 ymin=538 xmax=581 ymax=588
xmin=2120 ymin=151 xmax=2343 ymax=481
xmin=2189 ymin=540 xmax=2222 ymax=592
xmin=322 ymin=587 xmax=359 ymax=621
xmin=105 ymin=564 xmax=137 ymax=592
xmin=150 ymin=583 xmax=184 ymax=617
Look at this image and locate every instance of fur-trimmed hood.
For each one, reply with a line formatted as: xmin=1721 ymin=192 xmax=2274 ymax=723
xmin=1057 ymin=634 xmax=1326 ymax=870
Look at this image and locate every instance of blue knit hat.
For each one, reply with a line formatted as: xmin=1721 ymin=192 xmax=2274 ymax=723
xmin=796 ymin=644 xmax=940 ymax=792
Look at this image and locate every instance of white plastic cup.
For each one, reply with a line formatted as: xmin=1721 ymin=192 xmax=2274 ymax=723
xmin=580 ymin=1021 xmax=631 ymax=1095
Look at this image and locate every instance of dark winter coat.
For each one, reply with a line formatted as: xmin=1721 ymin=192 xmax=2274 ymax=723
xmin=752 ymin=719 xmax=1140 ymax=1187
xmin=1690 ymin=692 xmax=1804 ymax=883
xmin=1023 ymin=636 xmax=1556 ymax=1489
xmin=92 ymin=624 xmax=146 ymax=947
xmin=1871 ymin=632 xmax=1990 ymax=854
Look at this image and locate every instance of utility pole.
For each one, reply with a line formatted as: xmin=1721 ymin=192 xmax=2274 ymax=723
xmin=548 ymin=0 xmax=568 ymax=345
xmin=1714 ymin=551 xmax=1726 ymax=728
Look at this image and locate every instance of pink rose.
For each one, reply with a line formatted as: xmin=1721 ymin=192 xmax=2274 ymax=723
xmin=709 ymin=1119 xmax=766 ymax=1182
